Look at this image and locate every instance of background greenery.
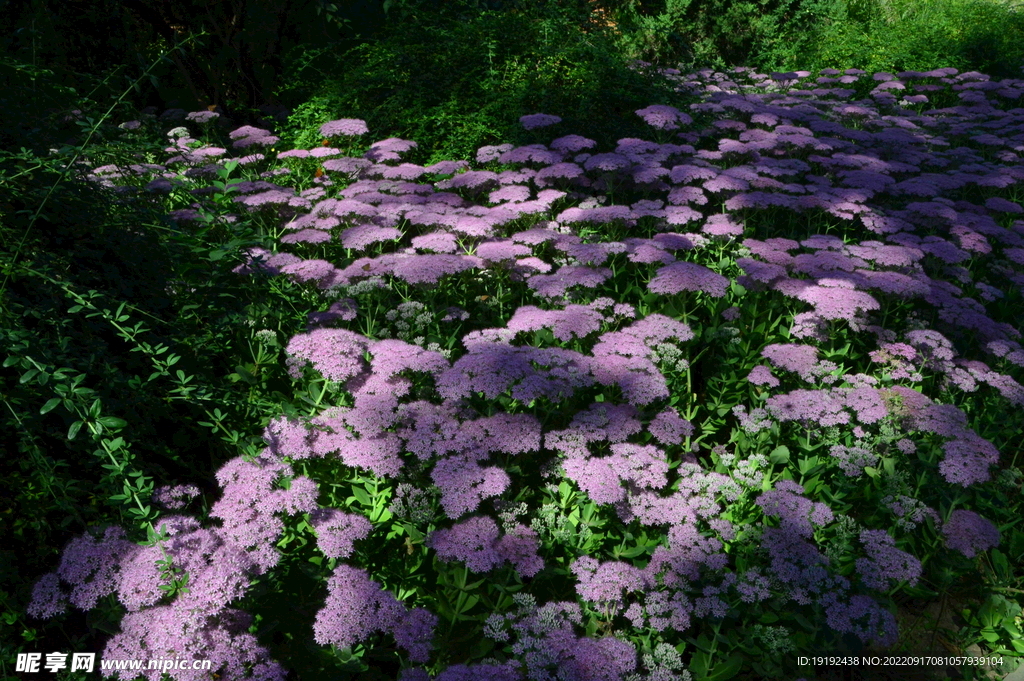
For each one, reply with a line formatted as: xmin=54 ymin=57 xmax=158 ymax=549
xmin=2 ymin=0 xmax=1023 ymax=679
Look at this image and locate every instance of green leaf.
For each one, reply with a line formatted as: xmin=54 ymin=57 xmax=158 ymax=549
xmin=768 ymin=445 xmax=790 ymax=465
xmin=705 ymin=653 xmax=744 ymax=681
xmin=19 ymin=369 xmax=39 ymax=384
xmin=455 ymin=594 xmax=479 ymax=615
xmin=68 ymin=420 xmax=83 ymax=440
xmin=689 ymin=650 xmax=710 ymax=679
xmin=351 ymin=486 xmax=372 ymax=506
xmin=797 ymin=455 xmax=819 ymax=475
xmin=2 ymin=356 xmax=19 ymax=368
xmin=97 ymin=416 xmax=127 ymax=429
xmin=616 ymin=544 xmax=649 ymax=558
xmin=40 ymin=398 xmax=61 ymax=415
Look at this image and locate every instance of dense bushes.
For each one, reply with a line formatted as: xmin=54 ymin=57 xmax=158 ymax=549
xmin=279 ymin=3 xmax=685 ymax=165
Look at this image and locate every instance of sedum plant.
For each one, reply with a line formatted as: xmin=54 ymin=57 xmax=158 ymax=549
xmin=18 ymin=62 xmax=1024 ymax=681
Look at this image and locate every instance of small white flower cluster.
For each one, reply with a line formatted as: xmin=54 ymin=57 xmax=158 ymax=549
xmin=653 ymin=342 xmax=690 ymax=372
xmin=384 ymin=301 xmax=434 ymax=343
xmin=627 ymin=642 xmax=692 ymax=681
xmin=254 ymin=329 xmax=277 ymax=347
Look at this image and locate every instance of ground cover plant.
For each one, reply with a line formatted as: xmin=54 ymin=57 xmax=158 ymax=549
xmin=8 ymin=58 xmax=1024 ymax=681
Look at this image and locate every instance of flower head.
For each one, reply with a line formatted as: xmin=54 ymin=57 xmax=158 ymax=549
xmin=519 ymin=113 xmax=562 ymax=130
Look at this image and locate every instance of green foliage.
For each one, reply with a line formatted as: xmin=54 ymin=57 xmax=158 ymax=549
xmin=0 ymin=55 xmax=321 ymax=673
xmin=605 ymin=0 xmax=844 ymax=71
xmin=797 ymin=0 xmax=1024 ymax=77
xmin=278 ymin=2 xmax=684 ymax=165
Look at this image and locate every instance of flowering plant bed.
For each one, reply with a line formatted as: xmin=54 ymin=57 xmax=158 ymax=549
xmin=16 ymin=64 xmax=1024 ymax=681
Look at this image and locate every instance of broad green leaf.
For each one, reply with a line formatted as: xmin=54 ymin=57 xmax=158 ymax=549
xmin=351 ymin=486 xmax=371 ymax=506
xmin=705 ymin=654 xmax=744 ymax=681
xmin=97 ymin=416 xmax=127 ymax=429
xmin=768 ymin=445 xmax=790 ymax=464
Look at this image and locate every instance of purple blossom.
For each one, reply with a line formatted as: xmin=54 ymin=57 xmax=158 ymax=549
xmin=556 ymin=205 xmax=633 ymax=225
xmin=829 ymin=444 xmax=878 ymax=477
xmin=756 ymin=480 xmax=833 ymax=537
xmin=550 ymin=135 xmax=597 ymax=153
xmin=583 ymin=153 xmax=632 ymax=172
xmin=572 ymin=556 xmax=646 ymax=614
xmin=185 ymin=110 xmax=219 ymax=124
xmin=796 ymin=283 xmax=880 ymax=321
xmin=431 ymin=455 xmax=510 ymax=518
xmin=563 ymin=453 xmax=627 ymax=504
xmin=942 ymin=509 xmax=1001 ymax=557
xmin=153 ymin=484 xmax=201 ymax=510
xmin=648 ymin=408 xmax=694 ymax=445
xmin=761 ymin=344 xmax=819 ymax=380
xmin=702 ymin=212 xmax=744 ymax=236
xmin=320 ymin=118 xmax=369 ymax=137
xmin=436 ymin=344 xmax=593 ymax=404
xmin=102 ymin=605 xmax=286 ymax=681
xmin=648 ymin=261 xmax=729 ymax=297
xmin=822 ymin=594 xmax=898 ymax=647
xmin=505 ymin=305 xmax=605 ymax=342
xmin=307 ymin=299 xmax=358 ymax=328
xmin=365 ymin=137 xmax=418 ymax=163
xmin=520 ymin=113 xmax=562 ymax=130
xmin=985 ymin=196 xmax=1022 ymax=213
xmin=856 ymin=530 xmax=922 ymax=590
xmin=609 ymin=443 xmax=670 ymax=490
xmin=841 ymin=387 xmax=889 ymax=424
xmin=285 ymin=328 xmax=370 ymax=383
xmin=526 ymin=266 xmax=612 ymax=299
xmin=428 ymin=516 xmax=502 ymax=572
xmin=436 ymin=663 xmax=523 ymax=681
xmin=765 ymin=389 xmax=849 ymax=427
xmin=411 ymin=232 xmax=459 ymax=253
xmin=939 ymin=434 xmax=999 ymax=486
xmin=635 ymin=105 xmax=692 ymax=130
xmin=392 ymin=608 xmax=438 ymax=663
xmin=477 ymin=144 xmax=514 ymax=163
xmin=747 ymin=365 xmax=779 ymax=387
xmin=45 ymin=526 xmax=138 ymax=611
xmin=369 ymin=339 xmax=449 ymax=379
xmin=313 ymin=565 xmax=405 ymax=648
xmin=310 ymin=508 xmax=372 ymax=559
xmin=27 ymin=572 xmax=67 ymax=619
xmin=340 ymin=224 xmax=402 ymax=250
xmin=495 ymin=524 xmax=545 ymax=577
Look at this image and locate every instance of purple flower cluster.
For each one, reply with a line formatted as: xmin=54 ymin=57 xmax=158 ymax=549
xmin=427 ymin=516 xmax=543 ymax=576
xmin=855 ymin=530 xmax=922 ymax=590
xmin=942 ymin=509 xmax=1001 ymax=557
xmin=320 ymin=118 xmax=369 ymax=138
xmin=485 ymin=598 xmax=638 ymax=681
xmin=520 ymin=113 xmax=562 ymax=130
xmin=313 ymin=564 xmax=436 ymax=663
xmin=228 ymin=125 xmax=279 ymax=149
xmin=648 ymin=260 xmax=730 ymax=298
